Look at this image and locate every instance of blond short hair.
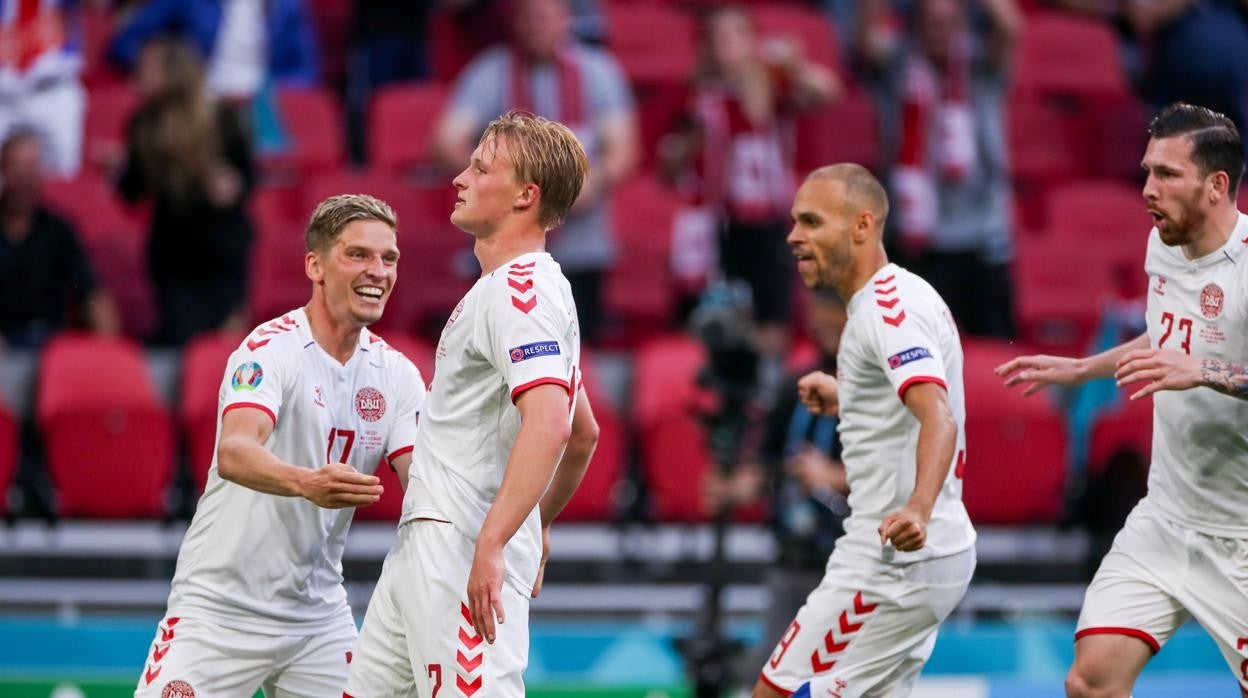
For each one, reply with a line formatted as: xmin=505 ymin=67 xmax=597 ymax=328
xmin=305 ymin=194 xmax=398 ymax=252
xmin=479 ymin=110 xmax=590 ymax=230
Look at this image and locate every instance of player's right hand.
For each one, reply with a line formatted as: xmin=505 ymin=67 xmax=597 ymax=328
xmin=797 ymin=371 xmax=839 ymax=416
xmin=995 ymin=354 xmax=1082 ymax=397
xmin=299 ymin=463 xmax=382 ymax=509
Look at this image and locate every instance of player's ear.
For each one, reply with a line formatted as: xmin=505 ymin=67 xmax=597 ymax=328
xmin=853 ymin=210 xmax=875 ymax=243
xmin=514 ymin=182 xmax=540 ymax=215
xmin=1209 ymin=170 xmax=1230 ymax=203
xmin=305 ymin=250 xmax=324 ymax=284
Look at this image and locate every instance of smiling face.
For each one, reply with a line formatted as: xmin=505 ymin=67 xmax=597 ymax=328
xmin=450 ymin=135 xmax=529 ymax=237
xmin=1141 ymin=135 xmax=1213 ymax=248
xmin=788 ymin=177 xmax=857 ymax=291
xmin=307 ymin=219 xmax=399 ymax=327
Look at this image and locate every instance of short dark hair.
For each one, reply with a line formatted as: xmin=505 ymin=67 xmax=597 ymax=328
xmin=1148 ymin=102 xmax=1245 ymax=193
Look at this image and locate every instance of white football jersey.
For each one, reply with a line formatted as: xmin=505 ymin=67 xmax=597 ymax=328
xmin=402 ymin=252 xmax=580 ymax=596
xmin=167 ymin=308 xmax=426 ymax=633
xmin=834 ymin=263 xmax=975 ymax=564
xmin=1143 ymin=213 xmax=1248 ymax=536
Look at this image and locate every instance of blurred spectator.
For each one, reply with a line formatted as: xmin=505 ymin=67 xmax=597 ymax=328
xmin=432 ymin=0 xmax=638 ymax=343
xmin=0 ymin=0 xmax=86 ymax=176
xmin=117 ymin=38 xmax=254 ymax=346
xmin=0 ymin=130 xmax=119 ymax=348
xmin=856 ymin=0 xmax=1022 ymax=339
xmin=345 ymin=1 xmax=433 ymax=162
xmin=661 ymin=4 xmax=840 ymax=361
xmin=1124 ymin=0 xmax=1248 ymax=155
xmin=108 ymin=0 xmax=320 ymax=101
xmin=703 ymin=289 xmax=849 ymax=681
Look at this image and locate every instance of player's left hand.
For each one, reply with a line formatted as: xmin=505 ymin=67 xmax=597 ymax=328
xmin=467 ymin=543 xmax=507 ymax=645
xmin=878 ymin=503 xmax=929 ymax=552
xmin=531 ymin=526 xmax=551 ymax=599
xmin=1114 ymin=348 xmax=1202 ymax=400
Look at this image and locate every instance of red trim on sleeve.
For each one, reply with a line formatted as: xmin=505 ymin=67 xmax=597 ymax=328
xmin=387 ymin=445 xmax=414 ymax=464
xmin=896 ymin=376 xmax=947 ymax=401
xmin=510 ymin=377 xmax=572 ymax=403
xmin=223 ymin=402 xmax=277 ymax=425
xmin=758 ymin=671 xmax=795 ymax=697
xmin=1075 ymin=627 xmax=1161 ymax=654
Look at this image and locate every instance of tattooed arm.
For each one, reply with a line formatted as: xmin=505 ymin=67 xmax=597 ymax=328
xmin=1114 ymin=349 xmax=1248 ymax=402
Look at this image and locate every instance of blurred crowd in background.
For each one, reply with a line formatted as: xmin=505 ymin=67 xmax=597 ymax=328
xmin=0 ymin=0 xmax=1245 ymax=532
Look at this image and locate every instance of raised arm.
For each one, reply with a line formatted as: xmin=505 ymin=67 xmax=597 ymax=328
xmin=996 ymin=332 xmax=1151 ymax=396
xmin=216 ymin=407 xmax=382 ymax=507
xmin=467 ymin=383 xmax=572 ymax=643
xmin=878 ymin=382 xmax=958 ymax=552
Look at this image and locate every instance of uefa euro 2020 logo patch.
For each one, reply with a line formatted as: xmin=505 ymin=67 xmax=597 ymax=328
xmin=887 ymin=346 xmax=932 ymax=370
xmin=231 ymin=362 xmax=264 ymax=392
xmin=509 ymin=341 xmax=561 ymax=363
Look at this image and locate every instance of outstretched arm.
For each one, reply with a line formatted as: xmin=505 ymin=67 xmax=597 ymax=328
xmin=996 ymin=333 xmax=1150 ymax=396
xmin=217 ymin=408 xmax=383 ymax=507
xmin=1116 ymin=350 xmax=1248 ymax=402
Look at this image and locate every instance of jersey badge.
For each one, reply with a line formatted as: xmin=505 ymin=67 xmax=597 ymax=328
xmin=1201 ymin=283 xmax=1224 ymax=319
xmin=161 ymin=680 xmax=195 ymax=698
xmin=230 ymin=362 xmax=264 ymax=392
xmin=509 ymin=341 xmax=560 ymax=363
xmin=887 ymin=346 xmax=932 ymax=369
xmin=313 ymin=386 xmax=325 ymax=408
xmin=355 ymin=387 xmax=386 ymax=422
xmin=1153 ymin=276 xmax=1166 ymax=296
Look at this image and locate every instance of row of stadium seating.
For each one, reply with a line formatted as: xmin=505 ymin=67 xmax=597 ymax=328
xmin=0 ymin=332 xmax=1152 ymax=524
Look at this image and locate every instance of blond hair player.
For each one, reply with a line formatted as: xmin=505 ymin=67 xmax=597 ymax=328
xmin=345 ymin=111 xmax=599 ymax=697
xmin=135 ymin=194 xmax=426 ymax=696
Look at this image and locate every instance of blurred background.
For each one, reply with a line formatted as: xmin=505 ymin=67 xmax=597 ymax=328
xmin=1 ymin=0 xmax=1246 ymax=695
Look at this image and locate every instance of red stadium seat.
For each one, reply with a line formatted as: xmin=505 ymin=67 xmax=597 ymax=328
xmin=559 ymin=352 xmax=624 ymax=521
xmin=1013 ymin=241 xmax=1117 ymax=355
xmin=263 ymin=87 xmax=346 ymax=177
xmin=604 ymin=176 xmax=682 ymax=342
xmin=795 ymin=95 xmax=880 ymax=175
xmin=1088 ymin=394 xmax=1153 ymax=476
xmin=960 ymin=339 xmax=1068 ymax=524
xmin=399 ymin=186 xmax=478 ymax=336
xmin=249 ymin=220 xmax=313 ymax=326
xmin=368 ymin=83 xmax=448 ymax=177
xmin=37 ymin=334 xmax=175 ymax=517
xmin=0 ymin=399 xmax=16 ymax=516
xmin=1008 ymin=95 xmax=1078 ymax=185
xmin=633 ymin=334 xmax=713 ymax=521
xmin=605 ymin=1 xmax=697 ymax=85
xmin=84 ymin=85 xmax=140 ymax=174
xmin=1045 ymin=180 xmax=1150 ymax=243
xmin=180 ymin=332 xmax=247 ymax=490
xmin=1014 ymin=12 xmax=1130 ymax=100
xmin=751 ymin=3 xmax=842 ymax=73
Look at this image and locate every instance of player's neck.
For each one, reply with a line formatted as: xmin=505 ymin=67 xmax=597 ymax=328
xmin=473 ymin=224 xmax=546 ymax=276
xmin=839 ymin=246 xmax=889 ymax=301
xmin=304 ymin=299 xmax=362 ymax=365
xmin=1183 ymin=204 xmax=1240 ymax=260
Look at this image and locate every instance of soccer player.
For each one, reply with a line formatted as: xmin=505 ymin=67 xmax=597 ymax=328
xmin=752 ymin=163 xmax=976 ymax=698
xmin=134 ymin=195 xmax=426 ymax=697
xmin=345 ymin=111 xmax=600 ymax=697
xmin=997 ymin=102 xmax=1248 ymax=698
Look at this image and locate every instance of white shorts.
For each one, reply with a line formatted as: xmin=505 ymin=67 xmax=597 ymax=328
xmin=1077 ymin=501 xmax=1248 ymax=686
xmin=759 ymin=547 xmax=974 ymax=698
xmin=133 ymin=613 xmax=357 ymax=698
xmin=346 ymin=520 xmax=530 ymax=698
